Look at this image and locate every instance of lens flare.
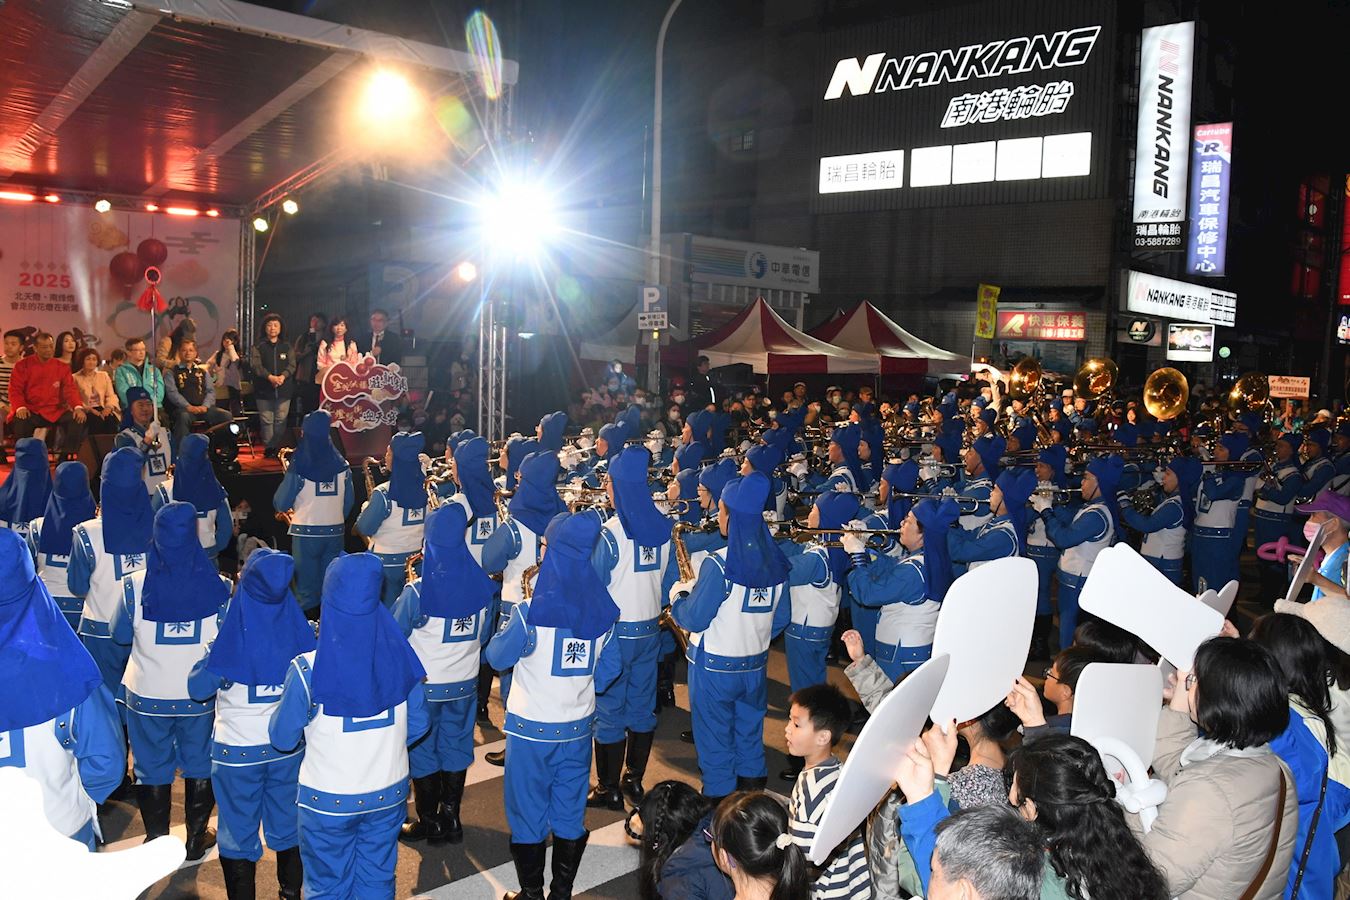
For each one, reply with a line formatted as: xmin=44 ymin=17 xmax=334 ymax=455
xmin=465 ymin=11 xmax=504 ymax=101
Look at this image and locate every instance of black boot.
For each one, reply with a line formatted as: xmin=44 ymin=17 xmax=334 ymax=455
xmin=503 ymin=841 xmax=548 ymax=900
xmin=183 ymin=778 xmax=217 ymax=861
xmin=620 ymin=731 xmax=654 ymax=807
xmin=136 ymin=783 xmax=172 ymax=841
xmin=275 ymin=846 xmax=303 ymax=900
xmin=736 ymin=775 xmax=768 ymax=791
xmin=399 ymin=775 xmax=447 ymax=844
xmin=486 ymin=749 xmax=506 ymax=767
xmin=778 ymin=754 xmax=804 ymax=783
xmin=477 ymin=663 xmax=494 ymax=725
xmin=655 ymin=655 xmax=676 ymax=711
xmin=586 ymin=740 xmax=626 ymax=810
xmin=547 ymin=832 xmax=590 ymax=900
xmin=219 ymin=856 xmax=257 ymax=900
xmin=441 ymin=770 xmax=467 ymax=844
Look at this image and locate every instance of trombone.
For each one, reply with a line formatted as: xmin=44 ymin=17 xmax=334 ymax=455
xmin=787 ymin=521 xmax=900 ymax=549
xmin=890 ymin=491 xmax=981 ymax=513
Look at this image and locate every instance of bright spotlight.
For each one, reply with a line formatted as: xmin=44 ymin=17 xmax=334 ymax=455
xmin=252 ymin=217 xmax=269 ymax=233
xmin=94 ymin=198 xmax=111 ymax=213
xmin=455 ymin=261 xmax=478 ymax=283
xmin=361 ymin=70 xmax=420 ymax=125
xmin=480 ymin=181 xmax=559 ymax=258
xmin=281 ymin=197 xmax=299 ymax=216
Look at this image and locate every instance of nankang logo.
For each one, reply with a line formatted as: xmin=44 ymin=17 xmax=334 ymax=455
xmin=824 ymin=26 xmax=1101 ymax=100
xmin=747 ymin=251 xmax=768 ymax=279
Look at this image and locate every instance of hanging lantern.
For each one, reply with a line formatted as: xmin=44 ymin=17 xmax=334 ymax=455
xmin=136 ymin=237 xmax=168 ymax=268
xmin=109 ymin=251 xmax=142 ymax=287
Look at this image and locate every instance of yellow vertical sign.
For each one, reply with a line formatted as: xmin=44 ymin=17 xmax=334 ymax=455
xmin=975 ymin=283 xmax=1000 ymax=339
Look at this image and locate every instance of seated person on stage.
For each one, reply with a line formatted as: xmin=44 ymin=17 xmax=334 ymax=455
xmin=164 ymin=339 xmax=231 ymax=453
xmin=6 ymin=331 xmax=88 ymax=459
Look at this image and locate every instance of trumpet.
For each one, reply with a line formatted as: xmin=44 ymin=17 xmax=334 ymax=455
xmin=890 ymin=491 xmax=981 ymax=513
xmin=1032 ymin=486 xmax=1079 ymax=506
xmin=787 ymin=522 xmax=897 ymax=549
xmin=914 ymin=457 xmax=959 ymax=479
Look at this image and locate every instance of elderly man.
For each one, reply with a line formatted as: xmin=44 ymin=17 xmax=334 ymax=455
xmin=164 ymin=338 xmax=230 ymax=452
xmin=7 ymin=331 xmax=87 ymax=457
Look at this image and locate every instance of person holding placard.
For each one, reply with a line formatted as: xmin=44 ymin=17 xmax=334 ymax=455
xmin=1293 ymin=491 xmax=1350 ymax=601
xmin=1120 ymin=456 xmax=1201 ymax=587
xmin=1037 ymin=456 xmax=1122 ymax=652
xmin=846 ymin=499 xmax=960 ymax=683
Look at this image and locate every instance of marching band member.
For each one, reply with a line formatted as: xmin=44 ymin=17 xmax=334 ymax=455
xmin=956 ymin=435 xmax=1003 ymax=536
xmin=587 ymin=446 xmax=673 ymax=810
xmin=1192 ymin=434 xmax=1248 ymax=593
xmin=0 ymin=528 xmax=124 ymax=851
xmin=1332 ymin=421 xmax=1350 ymax=489
xmin=189 ymin=548 xmax=314 ymax=898
xmin=0 ymin=437 xmax=51 ymax=535
xmin=69 ymin=448 xmax=154 ymax=712
xmin=480 ymin=450 xmax=567 ymax=743
xmin=919 ymin=432 xmax=960 ymax=495
xmin=784 ymin=491 xmax=860 ymax=700
xmin=272 ymin=410 xmax=355 ymax=615
xmin=1255 ymin=432 xmax=1306 ymax=596
xmin=485 ymin=511 xmax=621 ymax=900
xmin=740 ymin=443 xmax=788 ymax=519
xmin=1120 ymin=456 xmax=1201 ymax=586
xmin=846 ymin=498 xmax=960 ymax=682
xmin=1038 ymin=455 xmax=1122 ymax=651
xmin=1026 ymin=445 xmax=1068 ymax=658
xmin=671 ymin=438 xmax=708 ymax=477
xmin=355 ymin=431 xmax=429 ymax=607
xmin=1231 ymin=414 xmax=1265 ymax=552
xmin=392 ymin=504 xmax=497 ymax=846
xmin=268 ymin=553 xmax=429 ymax=900
xmin=449 ymin=435 xmax=500 ymax=561
xmin=114 ymin=387 xmax=172 ymax=496
xmin=947 ymin=468 xmax=1036 ymax=571
xmin=27 ymin=461 xmax=96 ymax=629
xmin=1303 ymin=428 xmax=1336 ymax=500
xmin=111 ymin=502 xmax=232 ymax=859
xmin=150 ymin=433 xmax=231 ymax=563
xmin=537 ymin=410 xmax=569 ymax=453
xmin=669 ymin=472 xmax=790 ymax=799
xmin=644 ymin=428 xmax=675 ymax=472
xmin=1113 ymin=422 xmax=1144 ymax=493
xmin=580 ymin=421 xmax=625 ymax=488
xmin=497 ymin=434 xmax=534 ymax=492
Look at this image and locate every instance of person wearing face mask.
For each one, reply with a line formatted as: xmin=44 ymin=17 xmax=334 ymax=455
xmin=1037 ymin=455 xmax=1121 ymax=652
xmin=1120 ymin=456 xmax=1201 ymax=587
xmin=661 ymin=404 xmax=684 ymax=439
xmin=1293 ymin=491 xmax=1350 ymax=601
xmin=1255 ymin=433 xmax=1306 ymax=597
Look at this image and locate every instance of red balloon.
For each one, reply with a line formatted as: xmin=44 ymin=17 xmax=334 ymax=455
xmin=109 ymin=251 xmax=142 ymax=287
xmin=136 ymin=238 xmax=168 ymax=268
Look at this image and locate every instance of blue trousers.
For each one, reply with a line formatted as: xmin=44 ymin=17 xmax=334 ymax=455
xmin=1027 ymin=546 xmax=1058 ymax=616
xmin=503 ymin=734 xmax=591 ymax=843
xmin=299 ymin=803 xmax=403 ymax=899
xmin=293 ymin=534 xmax=343 ymax=611
xmin=1233 ymin=504 xmax=1252 ymax=557
xmin=409 ymin=696 xmax=476 ymax=777
xmin=214 ymin=755 xmax=302 ymax=860
xmin=595 ymin=635 xmax=659 ymax=743
xmin=784 ymin=634 xmax=829 ymax=694
xmin=689 ymin=662 xmax=767 ymax=798
xmin=127 ymin=711 xmax=213 ymax=784
xmin=81 ymin=636 xmax=129 ymax=711
xmin=378 ymin=561 xmax=405 ymax=609
xmin=1192 ymin=528 xmax=1236 ymax=593
xmin=851 ymin=599 xmax=880 ymax=658
xmin=659 ymin=627 xmax=677 ymax=659
xmin=1143 ymin=555 xmax=1184 ymax=586
xmin=1056 ymin=571 xmax=1086 ymax=652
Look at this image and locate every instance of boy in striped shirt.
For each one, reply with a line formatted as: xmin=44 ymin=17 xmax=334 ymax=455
xmin=785 ymin=683 xmax=873 ymax=899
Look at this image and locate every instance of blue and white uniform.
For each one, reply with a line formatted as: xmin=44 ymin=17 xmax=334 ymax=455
xmin=188 ymin=548 xmax=313 ymax=873
xmin=0 ymin=437 xmax=50 ymax=538
xmin=355 ymin=431 xmax=428 ymax=606
xmin=150 ymin=434 xmax=231 ymax=562
xmin=273 ymin=411 xmax=354 ymax=612
xmin=113 ymin=417 xmax=172 ymax=496
xmin=850 ymin=550 xmax=936 ymax=682
xmin=1304 ymin=449 xmax=1336 ymax=502
xmin=152 ymin=478 xmax=230 ymax=558
xmin=268 ymin=553 xmax=429 ymax=900
xmin=1123 ymin=492 xmax=1187 ymax=585
xmin=1043 ymin=500 xmax=1114 ymax=651
xmin=0 ymin=530 xmax=124 ymax=851
xmin=785 ymin=492 xmax=859 ymax=692
xmin=26 ymin=461 xmax=98 ymax=630
xmin=1192 ymin=468 xmax=1244 ymax=594
xmin=1256 ymin=455 xmax=1305 ymax=547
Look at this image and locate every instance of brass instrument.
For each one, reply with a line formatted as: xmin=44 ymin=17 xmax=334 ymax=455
xmin=665 ymin=498 xmax=696 ymax=517
xmin=405 ymin=551 xmax=423 ymax=584
xmin=562 ymin=485 xmax=611 ymax=512
xmin=660 ymin=524 xmax=697 ymax=652
xmin=363 ymin=457 xmax=384 ymax=496
xmin=1129 ymin=485 xmax=1159 ymax=516
xmin=787 ymin=522 xmax=897 ymax=549
xmin=522 ymin=563 xmax=540 ymax=600
xmin=275 ymin=448 xmax=294 ymax=526
xmin=1073 ymin=357 xmax=1119 ymax=401
xmin=424 ymin=473 xmax=454 ymax=510
xmin=890 ymin=491 xmax=981 ymax=513
xmin=1006 ymin=357 xmax=1052 ymax=446
xmin=495 ymin=489 xmax=513 ymax=522
xmin=1143 ymin=368 xmax=1189 ymax=421
xmin=1032 ymin=486 xmax=1079 ymax=506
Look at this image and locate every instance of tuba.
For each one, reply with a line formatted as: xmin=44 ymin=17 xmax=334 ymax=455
xmin=1073 ymin=357 xmax=1119 ymax=401
xmin=1142 ymin=368 xmax=1189 ymax=421
xmin=1227 ymin=372 xmax=1270 ymax=420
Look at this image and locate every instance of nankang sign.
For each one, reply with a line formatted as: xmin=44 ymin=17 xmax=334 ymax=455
xmin=1131 ymin=22 xmax=1196 ymax=250
xmin=814 ymin=0 xmax=1115 ymax=213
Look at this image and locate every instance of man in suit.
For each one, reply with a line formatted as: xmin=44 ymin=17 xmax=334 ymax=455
xmin=367 ymin=309 xmax=405 ymax=368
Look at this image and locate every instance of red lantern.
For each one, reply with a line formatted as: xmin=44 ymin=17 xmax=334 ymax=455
xmin=136 ymin=238 xmax=168 ymax=268
xmin=109 ymin=251 xmax=142 ymax=287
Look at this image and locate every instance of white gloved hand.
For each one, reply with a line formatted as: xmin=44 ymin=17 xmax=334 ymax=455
xmin=669 ymin=580 xmax=696 ymax=602
xmin=788 ymin=461 xmax=810 ymax=479
xmin=559 ymin=449 xmax=582 ymax=470
xmin=919 ymin=464 xmax=939 ymax=483
xmin=941 ymin=487 xmax=958 ymax=498
xmin=1031 ymin=493 xmax=1052 ymax=513
xmin=841 ymin=523 xmax=868 ymax=555
xmin=762 ymin=510 xmax=778 ymax=522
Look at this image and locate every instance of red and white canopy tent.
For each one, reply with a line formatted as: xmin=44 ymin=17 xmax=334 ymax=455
xmin=673 ymin=297 xmax=878 ymax=374
xmin=811 ymin=301 xmax=968 ymax=377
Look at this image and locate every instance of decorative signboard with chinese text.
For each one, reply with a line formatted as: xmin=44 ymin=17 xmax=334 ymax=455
xmin=320 ymin=356 xmax=409 ymax=433
xmin=996 ymin=309 xmax=1086 ymax=341
xmin=1186 ymin=123 xmax=1233 ymax=276
xmin=1132 ymin=22 xmax=1196 ymax=250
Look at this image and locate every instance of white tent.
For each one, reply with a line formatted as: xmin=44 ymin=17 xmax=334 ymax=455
xmin=695 ymin=297 xmax=878 ymax=374
xmin=579 ymin=301 xmax=688 ymax=365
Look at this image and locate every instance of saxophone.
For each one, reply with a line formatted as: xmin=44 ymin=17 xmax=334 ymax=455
xmin=404 ymin=551 xmax=422 ymax=584
xmin=496 ymin=489 xmax=513 ymax=523
xmin=274 ymin=448 xmax=294 ymax=526
xmin=522 ymin=563 xmax=540 ymax=600
xmin=660 ymin=523 xmax=696 ymax=652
